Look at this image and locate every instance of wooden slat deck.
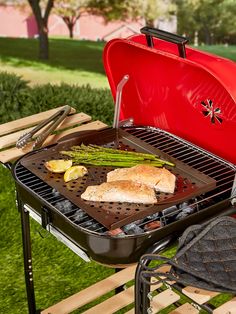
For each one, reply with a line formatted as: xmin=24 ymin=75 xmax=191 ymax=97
xmin=0 ymin=106 xmax=76 ymax=136
xmin=41 ymin=263 xmax=236 ymax=314
xmin=1 ymin=108 xmax=235 ymax=313
xmin=0 ymin=107 xmax=107 ymax=163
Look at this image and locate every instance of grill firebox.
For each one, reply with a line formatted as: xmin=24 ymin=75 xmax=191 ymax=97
xmin=14 ymin=126 xmax=236 ymax=265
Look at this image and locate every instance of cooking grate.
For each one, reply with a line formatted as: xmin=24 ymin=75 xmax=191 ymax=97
xmin=19 ymin=128 xmax=216 ymax=230
xmin=15 ymin=127 xmax=235 ymax=236
xmin=127 ymin=127 xmax=235 ymax=195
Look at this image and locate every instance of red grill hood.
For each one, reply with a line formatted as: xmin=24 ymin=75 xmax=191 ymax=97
xmin=103 ymin=29 xmax=236 ymax=165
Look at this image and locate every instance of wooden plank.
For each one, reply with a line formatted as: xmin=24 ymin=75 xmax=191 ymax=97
xmin=0 ymin=112 xmax=91 ymax=149
xmin=125 ymin=288 xmax=179 ymax=314
xmin=151 ymin=289 xmax=180 ymax=313
xmin=155 ymin=265 xmax=175 ymax=285
xmin=182 ymin=286 xmax=219 ymax=305
xmin=83 ymin=286 xmax=135 ymax=314
xmin=169 ymin=303 xmax=199 ymax=314
xmin=0 ymin=106 xmax=76 ymax=136
xmin=42 ymin=121 xmax=108 ymax=146
xmin=127 ymin=289 xmax=180 ymax=314
xmin=85 ymin=281 xmax=162 ymax=314
xmin=41 ymin=265 xmax=136 ymax=314
xmin=0 ymin=121 xmax=108 ymax=163
xmin=213 ymin=297 xmax=236 ymax=314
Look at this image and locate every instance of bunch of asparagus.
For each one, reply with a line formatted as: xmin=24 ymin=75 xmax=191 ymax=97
xmin=60 ymin=144 xmax=175 ymax=168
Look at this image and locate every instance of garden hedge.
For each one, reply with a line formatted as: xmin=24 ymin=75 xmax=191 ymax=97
xmin=0 ymin=72 xmax=114 ymax=125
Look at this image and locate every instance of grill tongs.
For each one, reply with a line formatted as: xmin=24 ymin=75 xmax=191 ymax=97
xmin=16 ymin=105 xmax=71 ymax=150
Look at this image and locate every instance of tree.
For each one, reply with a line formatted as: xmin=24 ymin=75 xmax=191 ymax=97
xmin=87 ymin=0 xmax=140 ymax=22
xmin=176 ymin=0 xmax=236 ymax=45
xmin=216 ymin=0 xmax=236 ymax=44
xmin=27 ymin=0 xmax=54 ymax=59
xmin=88 ymin=0 xmax=176 ymax=27
xmin=0 ymin=0 xmax=54 ymax=59
xmin=141 ymin=0 xmax=176 ymax=28
xmin=53 ymin=0 xmax=88 ymax=39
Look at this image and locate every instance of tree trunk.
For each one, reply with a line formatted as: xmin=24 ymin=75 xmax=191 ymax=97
xmin=28 ymin=0 xmax=54 ymax=60
xmin=69 ymin=24 xmax=74 ymax=39
xmin=145 ymin=18 xmax=155 ymax=28
xmin=203 ymin=25 xmax=212 ymax=45
xmin=62 ymin=17 xmax=75 ymax=39
xmin=39 ymin=24 xmax=49 ymax=59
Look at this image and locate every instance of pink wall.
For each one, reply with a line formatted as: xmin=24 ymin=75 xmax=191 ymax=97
xmin=78 ymin=13 xmax=143 ymax=40
xmin=0 ymin=5 xmax=143 ymax=40
xmin=0 ymin=6 xmax=27 ymax=37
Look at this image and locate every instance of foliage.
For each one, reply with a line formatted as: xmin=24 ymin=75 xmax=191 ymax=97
xmin=87 ymin=0 xmax=138 ymax=21
xmin=0 ymin=72 xmax=31 ymax=121
xmin=176 ymin=0 xmax=236 ymax=44
xmin=28 ymin=83 xmax=114 ymax=125
xmin=0 ymin=72 xmax=114 ymax=125
xmin=88 ymin=0 xmax=176 ymax=26
xmin=53 ymin=0 xmax=89 ymax=38
xmin=142 ymin=0 xmax=176 ymax=27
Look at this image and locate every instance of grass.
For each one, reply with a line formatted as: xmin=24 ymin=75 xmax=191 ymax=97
xmin=0 ymin=37 xmax=108 ymax=88
xmin=0 ymin=164 xmax=114 ymax=313
xmin=197 ymin=44 xmax=236 ymax=61
xmin=0 ymin=37 xmax=236 ymax=313
xmin=0 ymin=37 xmax=236 ymax=88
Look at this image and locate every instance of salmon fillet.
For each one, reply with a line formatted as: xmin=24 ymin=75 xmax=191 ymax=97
xmin=107 ymin=164 xmax=176 ymax=194
xmin=81 ymin=180 xmax=157 ymax=204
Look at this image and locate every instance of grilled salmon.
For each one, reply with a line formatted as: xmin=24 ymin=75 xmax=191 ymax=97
xmin=81 ymin=180 xmax=157 ymax=204
xmin=107 ymin=164 xmax=176 ymax=194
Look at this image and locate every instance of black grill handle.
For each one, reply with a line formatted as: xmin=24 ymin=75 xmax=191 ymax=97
xmin=140 ymin=26 xmax=189 ymax=58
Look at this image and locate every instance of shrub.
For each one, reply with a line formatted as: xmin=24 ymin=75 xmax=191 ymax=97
xmin=0 ymin=72 xmax=114 ymax=125
xmin=29 ymin=83 xmax=114 ymax=125
xmin=0 ymin=72 xmax=31 ymax=122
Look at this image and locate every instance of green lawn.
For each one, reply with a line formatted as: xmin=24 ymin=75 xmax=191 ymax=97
xmin=0 ymin=37 xmax=108 ymax=88
xmin=0 ymin=38 xmax=235 ymax=314
xmin=0 ymin=37 xmax=236 ymax=88
xmin=197 ymin=44 xmax=236 ymax=61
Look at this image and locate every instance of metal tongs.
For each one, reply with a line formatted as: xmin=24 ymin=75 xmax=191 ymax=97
xmin=16 ymin=105 xmax=71 ymax=149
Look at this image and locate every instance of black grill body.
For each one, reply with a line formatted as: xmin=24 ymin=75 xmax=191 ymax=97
xmin=13 ymin=127 xmax=235 ymax=265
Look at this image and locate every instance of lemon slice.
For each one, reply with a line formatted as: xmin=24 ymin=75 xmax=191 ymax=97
xmin=64 ymin=165 xmax=88 ymax=182
xmin=44 ymin=159 xmax=73 ymax=173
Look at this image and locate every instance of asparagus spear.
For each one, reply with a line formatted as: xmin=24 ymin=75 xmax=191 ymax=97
xmin=60 ymin=144 xmax=175 ymax=168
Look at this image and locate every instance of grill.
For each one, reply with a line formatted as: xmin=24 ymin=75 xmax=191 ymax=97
xmin=7 ymin=27 xmax=236 ymax=313
xmin=13 ymin=126 xmax=236 ymax=265
xmin=18 ymin=127 xmax=216 ymax=229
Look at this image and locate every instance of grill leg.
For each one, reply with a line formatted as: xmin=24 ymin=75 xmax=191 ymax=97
xmin=115 ymin=268 xmax=125 ymax=294
xmin=135 ymin=235 xmax=175 ymax=314
xmin=18 ymin=196 xmax=37 ymax=314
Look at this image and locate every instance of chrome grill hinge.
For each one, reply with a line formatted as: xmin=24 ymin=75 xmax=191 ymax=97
xmin=119 ymin=118 xmax=134 ymax=127
xmin=231 ymin=173 xmax=236 ymax=205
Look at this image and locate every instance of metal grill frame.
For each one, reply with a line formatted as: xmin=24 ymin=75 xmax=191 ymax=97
xmin=13 ymin=126 xmax=236 ymax=314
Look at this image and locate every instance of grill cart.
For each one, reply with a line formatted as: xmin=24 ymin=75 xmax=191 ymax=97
xmin=1 ymin=27 xmax=236 ymax=313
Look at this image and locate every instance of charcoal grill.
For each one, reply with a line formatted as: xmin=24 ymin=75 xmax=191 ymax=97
xmin=5 ymin=27 xmax=236 ymax=313
xmin=14 ymin=125 xmax=236 ymax=264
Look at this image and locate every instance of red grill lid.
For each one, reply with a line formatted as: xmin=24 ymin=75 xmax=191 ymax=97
xmin=103 ymin=29 xmax=236 ymax=165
